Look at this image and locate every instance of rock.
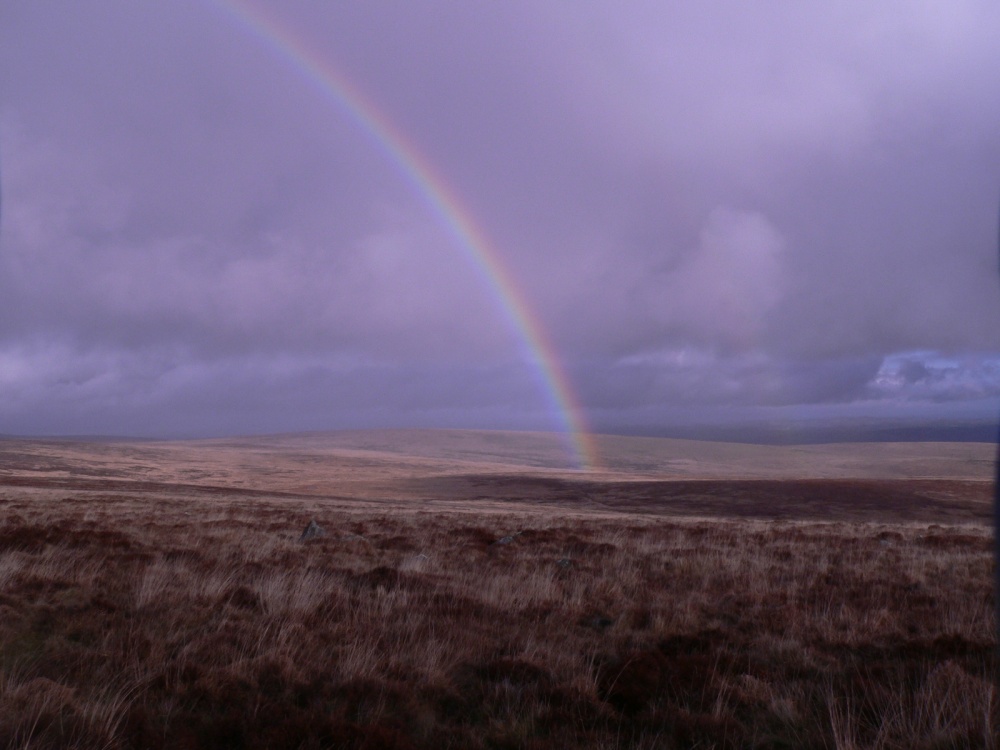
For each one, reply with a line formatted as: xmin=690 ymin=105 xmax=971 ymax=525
xmin=556 ymin=558 xmax=573 ymax=569
xmin=299 ymin=519 xmax=325 ymax=542
xmin=491 ymin=531 xmax=523 ymax=546
xmin=400 ymin=553 xmax=429 ymax=572
xmin=580 ymin=613 xmax=615 ymax=631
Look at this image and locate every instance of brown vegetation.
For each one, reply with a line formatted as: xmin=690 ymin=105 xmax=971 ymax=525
xmin=0 ymin=435 xmax=995 ymax=748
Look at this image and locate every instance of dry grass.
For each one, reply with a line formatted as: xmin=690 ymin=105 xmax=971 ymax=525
xmin=0 ymin=487 xmax=995 ymax=749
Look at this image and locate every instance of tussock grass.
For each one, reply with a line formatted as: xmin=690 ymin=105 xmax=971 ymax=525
xmin=0 ymin=487 xmax=995 ymax=749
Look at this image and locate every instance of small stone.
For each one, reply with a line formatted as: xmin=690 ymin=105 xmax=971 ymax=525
xmin=400 ymin=553 xmax=429 ymax=571
xmin=339 ymin=532 xmax=369 ymax=543
xmin=556 ymin=558 xmax=573 ymax=569
xmin=581 ymin=614 xmax=614 ymax=631
xmin=492 ymin=531 xmax=523 ymax=546
xmin=299 ymin=519 xmax=325 ymax=542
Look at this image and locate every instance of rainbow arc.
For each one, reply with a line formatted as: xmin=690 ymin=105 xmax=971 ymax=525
xmin=211 ymin=0 xmax=599 ymax=470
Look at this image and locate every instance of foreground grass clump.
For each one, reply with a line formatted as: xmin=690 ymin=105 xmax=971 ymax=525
xmin=0 ymin=492 xmax=995 ymax=749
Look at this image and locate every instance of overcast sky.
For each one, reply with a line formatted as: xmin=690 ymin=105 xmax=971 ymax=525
xmin=2 ymin=0 xmax=999 ymax=441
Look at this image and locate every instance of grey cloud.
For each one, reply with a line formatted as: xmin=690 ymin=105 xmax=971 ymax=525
xmin=645 ymin=208 xmax=786 ymax=351
xmin=575 ymin=350 xmax=881 ymax=411
xmin=0 ymin=343 xmax=555 ymax=437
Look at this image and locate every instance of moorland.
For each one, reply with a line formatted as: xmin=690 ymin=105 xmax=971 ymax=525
xmin=0 ymin=429 xmax=995 ymax=749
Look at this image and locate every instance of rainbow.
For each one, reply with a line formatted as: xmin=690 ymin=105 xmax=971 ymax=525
xmin=208 ymin=0 xmax=600 ymax=470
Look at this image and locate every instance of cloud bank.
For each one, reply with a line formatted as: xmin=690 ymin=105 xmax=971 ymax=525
xmin=2 ymin=0 xmax=998 ymax=440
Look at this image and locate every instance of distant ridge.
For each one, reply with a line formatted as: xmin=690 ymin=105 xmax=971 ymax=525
xmin=5 ymin=417 xmax=996 ymax=447
xmin=607 ymin=419 xmax=999 ymax=445
xmin=0 ymin=434 xmax=160 ymax=443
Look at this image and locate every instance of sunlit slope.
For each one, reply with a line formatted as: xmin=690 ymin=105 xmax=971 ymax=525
xmin=594 ymin=433 xmax=994 ymax=480
xmin=0 ymin=429 xmax=992 ymax=488
xmin=202 ymin=429 xmax=994 ymax=480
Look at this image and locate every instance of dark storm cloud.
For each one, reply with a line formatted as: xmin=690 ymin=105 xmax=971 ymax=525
xmin=2 ymin=0 xmax=999 ymax=436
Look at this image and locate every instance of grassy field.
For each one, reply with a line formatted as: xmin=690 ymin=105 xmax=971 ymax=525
xmin=0 ymin=431 xmax=995 ymax=748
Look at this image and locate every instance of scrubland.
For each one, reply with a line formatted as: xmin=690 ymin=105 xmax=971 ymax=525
xmin=0 ymin=434 xmax=995 ymax=748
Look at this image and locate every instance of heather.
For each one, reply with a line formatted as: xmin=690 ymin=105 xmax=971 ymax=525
xmin=0 ymin=482 xmax=994 ymax=749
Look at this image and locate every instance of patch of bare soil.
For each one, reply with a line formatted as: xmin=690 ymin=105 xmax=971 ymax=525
xmin=408 ymin=475 xmax=992 ymax=523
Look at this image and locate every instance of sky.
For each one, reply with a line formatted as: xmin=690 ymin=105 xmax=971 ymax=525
xmin=2 ymin=0 xmax=999 ymax=449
